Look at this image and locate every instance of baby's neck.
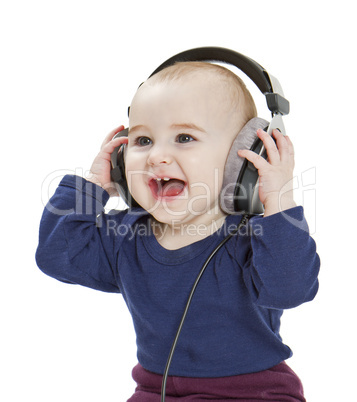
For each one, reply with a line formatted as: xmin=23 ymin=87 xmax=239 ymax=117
xmin=151 ymin=214 xmax=228 ymax=250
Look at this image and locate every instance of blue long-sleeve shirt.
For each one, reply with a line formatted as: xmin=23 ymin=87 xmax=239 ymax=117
xmin=36 ymin=175 xmax=320 ymax=377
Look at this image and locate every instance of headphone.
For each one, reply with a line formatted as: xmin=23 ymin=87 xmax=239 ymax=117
xmin=110 ymin=47 xmax=289 ymax=215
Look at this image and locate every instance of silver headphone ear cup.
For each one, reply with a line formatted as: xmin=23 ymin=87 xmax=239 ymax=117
xmin=219 ymin=117 xmax=269 ymax=214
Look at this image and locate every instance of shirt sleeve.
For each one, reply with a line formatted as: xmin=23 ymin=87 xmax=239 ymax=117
xmin=35 ymin=175 xmax=125 ymax=293
xmin=240 ymin=206 xmax=320 ymax=309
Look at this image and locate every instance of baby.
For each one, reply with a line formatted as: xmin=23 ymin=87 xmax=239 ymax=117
xmin=36 ymin=61 xmax=320 ymax=401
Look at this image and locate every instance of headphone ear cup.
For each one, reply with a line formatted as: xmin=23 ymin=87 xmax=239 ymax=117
xmin=110 ymin=129 xmax=140 ymax=208
xmin=219 ymin=117 xmax=269 ymax=215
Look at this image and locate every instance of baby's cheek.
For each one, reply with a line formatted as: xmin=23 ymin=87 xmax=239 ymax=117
xmin=190 ymin=169 xmax=223 ymax=205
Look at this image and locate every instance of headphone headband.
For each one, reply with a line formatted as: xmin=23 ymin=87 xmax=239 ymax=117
xmin=148 ymin=46 xmax=289 ymax=116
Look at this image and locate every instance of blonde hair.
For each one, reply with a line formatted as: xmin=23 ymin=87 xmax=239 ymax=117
xmin=148 ymin=61 xmax=257 ymax=127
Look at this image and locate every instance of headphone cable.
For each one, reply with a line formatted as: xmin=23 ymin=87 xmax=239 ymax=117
xmin=160 ymin=213 xmax=251 ymax=402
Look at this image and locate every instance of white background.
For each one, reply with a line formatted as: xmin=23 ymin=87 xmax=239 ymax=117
xmin=1 ymin=1 xmax=356 ymax=401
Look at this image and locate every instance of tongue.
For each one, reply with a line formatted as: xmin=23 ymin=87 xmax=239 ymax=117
xmin=161 ymin=179 xmax=185 ymax=197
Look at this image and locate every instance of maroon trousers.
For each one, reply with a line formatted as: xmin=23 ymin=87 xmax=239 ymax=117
xmin=128 ymin=362 xmax=306 ymax=401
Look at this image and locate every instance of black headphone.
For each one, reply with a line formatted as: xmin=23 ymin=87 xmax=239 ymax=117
xmin=110 ymin=47 xmax=289 ymax=215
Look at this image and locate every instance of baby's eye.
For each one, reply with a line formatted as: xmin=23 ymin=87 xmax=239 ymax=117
xmin=176 ymin=134 xmax=194 ymax=144
xmin=135 ymin=136 xmax=152 ymax=146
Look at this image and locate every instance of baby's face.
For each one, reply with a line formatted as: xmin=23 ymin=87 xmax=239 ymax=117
xmin=125 ymin=73 xmax=242 ymax=226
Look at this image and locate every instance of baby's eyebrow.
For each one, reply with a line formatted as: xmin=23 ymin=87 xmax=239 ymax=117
xmin=128 ymin=125 xmax=146 ymax=135
xmin=170 ymin=123 xmax=206 ymax=133
xmin=128 ymin=123 xmax=206 ymax=135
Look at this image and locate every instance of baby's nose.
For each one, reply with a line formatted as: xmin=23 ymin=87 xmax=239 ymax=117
xmin=147 ymin=144 xmax=173 ymax=166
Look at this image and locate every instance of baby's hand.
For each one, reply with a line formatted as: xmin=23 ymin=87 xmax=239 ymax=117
xmin=238 ymin=129 xmax=297 ymax=217
xmin=86 ymin=126 xmax=128 ymax=196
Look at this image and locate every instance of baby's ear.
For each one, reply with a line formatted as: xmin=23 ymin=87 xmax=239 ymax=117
xmin=219 ymin=117 xmax=269 ymax=215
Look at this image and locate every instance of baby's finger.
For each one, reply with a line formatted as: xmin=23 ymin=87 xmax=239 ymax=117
xmin=257 ymin=129 xmax=280 ymax=165
xmin=238 ymin=148 xmax=269 ymax=171
xmin=95 ymin=136 xmax=128 ymax=165
xmin=283 ymin=135 xmax=295 ymax=166
xmin=286 ymin=136 xmax=294 ymax=155
xmin=276 ymin=132 xmax=294 ymax=164
xmin=102 ymin=135 xmax=128 ymax=155
xmin=100 ymin=125 xmax=125 ymax=149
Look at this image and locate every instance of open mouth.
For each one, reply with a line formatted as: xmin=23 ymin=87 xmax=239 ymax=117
xmin=148 ymin=177 xmax=186 ymax=199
